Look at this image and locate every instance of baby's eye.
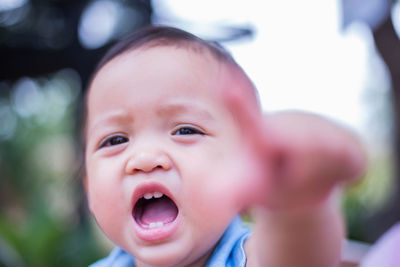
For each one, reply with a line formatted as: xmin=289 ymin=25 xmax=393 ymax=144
xmin=173 ymin=126 xmax=204 ymax=136
xmin=99 ymin=135 xmax=129 ymax=148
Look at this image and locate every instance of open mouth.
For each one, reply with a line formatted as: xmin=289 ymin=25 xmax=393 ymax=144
xmin=133 ymin=192 xmax=179 ymax=229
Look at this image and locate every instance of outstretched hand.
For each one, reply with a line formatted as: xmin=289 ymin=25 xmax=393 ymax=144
xmin=223 ymin=85 xmax=366 ymax=212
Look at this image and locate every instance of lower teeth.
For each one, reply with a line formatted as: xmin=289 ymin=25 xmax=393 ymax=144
xmin=149 ymin=222 xmax=164 ymax=228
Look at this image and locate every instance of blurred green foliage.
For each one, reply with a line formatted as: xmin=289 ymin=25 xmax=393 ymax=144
xmin=0 ymin=69 xmax=108 ymax=267
xmin=342 ymin=50 xmax=397 ymax=242
xmin=343 ymin=151 xmax=395 ymax=241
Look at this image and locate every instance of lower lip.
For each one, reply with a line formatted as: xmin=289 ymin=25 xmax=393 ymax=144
xmin=132 ymin=214 xmax=180 ymax=242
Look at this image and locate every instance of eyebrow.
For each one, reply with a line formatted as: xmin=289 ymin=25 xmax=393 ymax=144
xmin=156 ymin=103 xmax=214 ymax=120
xmin=87 ymin=110 xmax=131 ymax=136
xmin=87 ymin=102 xmax=215 ymax=137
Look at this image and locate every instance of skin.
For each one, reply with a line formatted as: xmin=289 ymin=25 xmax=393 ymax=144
xmin=85 ymin=45 xmax=366 ymax=267
xmin=85 ymin=46 xmax=258 ymax=267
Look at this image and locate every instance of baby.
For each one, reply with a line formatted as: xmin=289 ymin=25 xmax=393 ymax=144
xmin=83 ymin=26 xmax=366 ymax=267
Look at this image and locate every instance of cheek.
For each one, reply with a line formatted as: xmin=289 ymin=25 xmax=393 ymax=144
xmin=86 ymin=157 xmax=123 ymax=202
xmin=179 ymin=143 xmax=243 ymax=217
xmin=87 ymin=178 xmax=130 ymax=243
xmin=182 ymin=133 xmax=256 ymax=213
xmin=86 ymin=160 xmax=127 ymax=233
xmin=88 ymin=177 xmax=123 ymax=218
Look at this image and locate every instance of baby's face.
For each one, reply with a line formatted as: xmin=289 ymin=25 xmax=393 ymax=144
xmin=85 ymin=46 xmax=251 ymax=267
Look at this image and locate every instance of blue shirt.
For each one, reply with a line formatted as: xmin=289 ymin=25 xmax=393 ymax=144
xmin=90 ymin=216 xmax=251 ymax=267
xmin=360 ymin=222 xmax=400 ymax=267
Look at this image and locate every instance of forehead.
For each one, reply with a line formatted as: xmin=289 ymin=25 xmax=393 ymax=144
xmin=88 ymin=46 xmax=234 ymax=109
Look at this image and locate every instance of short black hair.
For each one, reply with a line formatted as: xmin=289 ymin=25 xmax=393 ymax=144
xmin=91 ymin=25 xmax=238 ymax=82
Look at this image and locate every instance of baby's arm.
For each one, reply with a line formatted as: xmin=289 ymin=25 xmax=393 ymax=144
xmin=247 ymin=112 xmax=365 ymax=267
xmin=225 ymin=90 xmax=366 ymax=267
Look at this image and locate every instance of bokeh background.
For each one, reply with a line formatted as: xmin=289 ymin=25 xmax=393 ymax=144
xmin=1 ymin=0 xmax=400 ymax=266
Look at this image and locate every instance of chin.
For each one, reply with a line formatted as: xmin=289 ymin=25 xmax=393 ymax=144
xmin=128 ymin=232 xmax=215 ymax=267
xmin=132 ymin=243 xmax=197 ymax=267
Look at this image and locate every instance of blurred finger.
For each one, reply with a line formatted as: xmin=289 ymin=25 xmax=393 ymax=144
xmin=224 ymin=84 xmax=266 ymax=147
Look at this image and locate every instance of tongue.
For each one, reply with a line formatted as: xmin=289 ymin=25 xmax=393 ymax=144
xmin=141 ymin=197 xmax=178 ymax=225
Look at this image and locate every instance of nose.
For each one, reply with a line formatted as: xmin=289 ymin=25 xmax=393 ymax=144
xmin=125 ymin=147 xmax=172 ymax=174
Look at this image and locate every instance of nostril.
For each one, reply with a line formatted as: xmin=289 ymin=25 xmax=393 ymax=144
xmin=132 ymin=165 xmax=164 ymax=173
xmin=125 ymin=153 xmax=172 ymax=174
